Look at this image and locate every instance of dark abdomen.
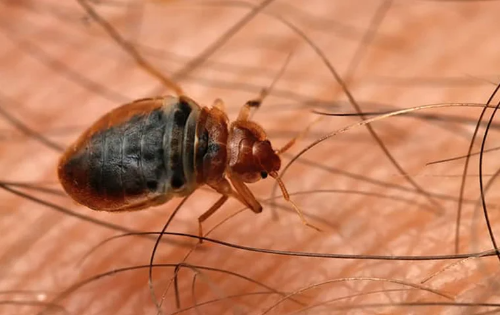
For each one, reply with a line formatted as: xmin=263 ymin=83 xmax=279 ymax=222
xmin=58 ymin=96 xmax=201 ymax=211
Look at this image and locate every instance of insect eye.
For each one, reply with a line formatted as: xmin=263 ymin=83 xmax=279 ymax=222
xmin=260 ymin=171 xmax=268 ymax=179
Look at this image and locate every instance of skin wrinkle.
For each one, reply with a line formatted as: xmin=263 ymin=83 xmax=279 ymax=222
xmin=2 ymin=0 xmax=500 ymax=314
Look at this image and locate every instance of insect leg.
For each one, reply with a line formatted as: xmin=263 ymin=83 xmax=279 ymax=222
xmin=238 ymin=51 xmax=294 ymax=121
xmin=227 ymin=173 xmax=263 ymax=214
xmin=237 ymin=89 xmax=266 ymax=121
xmin=198 ymin=195 xmax=229 ymax=243
xmin=199 ymin=178 xmax=258 ymax=243
xmin=208 ymin=178 xmax=253 ymax=210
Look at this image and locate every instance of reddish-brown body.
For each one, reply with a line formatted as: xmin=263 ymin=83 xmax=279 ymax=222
xmin=58 ymin=94 xmax=315 ymax=238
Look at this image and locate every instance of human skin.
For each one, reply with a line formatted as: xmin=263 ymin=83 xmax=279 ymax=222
xmin=2 ymin=0 xmax=500 ymax=314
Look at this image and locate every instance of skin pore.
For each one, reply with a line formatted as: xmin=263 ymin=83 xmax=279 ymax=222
xmin=2 ymin=1 xmax=500 ymax=314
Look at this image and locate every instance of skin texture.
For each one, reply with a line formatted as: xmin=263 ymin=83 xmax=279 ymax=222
xmin=2 ymin=0 xmax=500 ymax=314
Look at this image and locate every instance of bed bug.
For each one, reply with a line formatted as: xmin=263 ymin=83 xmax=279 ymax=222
xmin=58 ymin=93 xmax=319 ymax=239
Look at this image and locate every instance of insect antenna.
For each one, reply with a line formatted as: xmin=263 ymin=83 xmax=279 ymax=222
xmin=240 ymin=48 xmax=324 ymax=231
xmin=269 ymin=171 xmax=322 ymax=232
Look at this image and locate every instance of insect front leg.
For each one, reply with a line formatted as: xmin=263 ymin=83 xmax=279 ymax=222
xmin=227 ymin=172 xmax=263 ymax=214
xmin=199 ymin=178 xmax=257 ymax=243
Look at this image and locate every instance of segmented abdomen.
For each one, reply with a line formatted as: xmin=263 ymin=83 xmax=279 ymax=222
xmin=58 ymin=96 xmax=201 ymax=211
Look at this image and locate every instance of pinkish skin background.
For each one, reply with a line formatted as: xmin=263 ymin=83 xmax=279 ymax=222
xmin=2 ymin=0 xmax=500 ymax=314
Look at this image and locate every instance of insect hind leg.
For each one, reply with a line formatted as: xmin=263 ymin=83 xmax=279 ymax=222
xmin=198 ymin=195 xmax=229 ymax=243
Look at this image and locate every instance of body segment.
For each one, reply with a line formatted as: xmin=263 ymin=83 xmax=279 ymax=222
xmin=58 ymin=94 xmax=318 ymax=237
xmin=58 ymin=96 xmax=201 ymax=211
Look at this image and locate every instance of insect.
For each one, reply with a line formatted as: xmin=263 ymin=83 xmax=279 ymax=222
xmin=58 ymin=92 xmax=320 ymax=238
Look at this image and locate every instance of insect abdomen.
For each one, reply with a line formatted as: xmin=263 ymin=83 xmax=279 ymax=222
xmin=58 ymin=96 xmax=201 ymax=211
